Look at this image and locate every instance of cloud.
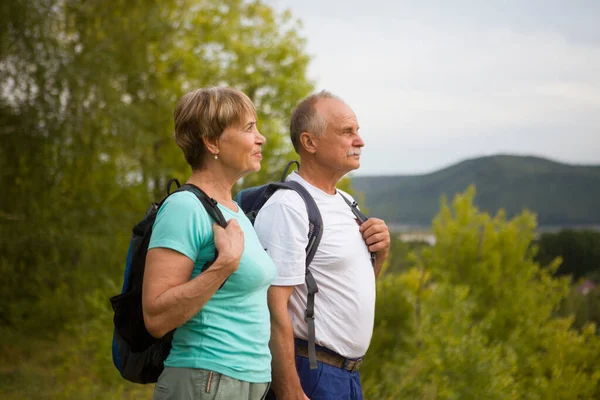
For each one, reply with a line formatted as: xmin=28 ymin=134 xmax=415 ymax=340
xmin=272 ymin=0 xmax=600 ymax=174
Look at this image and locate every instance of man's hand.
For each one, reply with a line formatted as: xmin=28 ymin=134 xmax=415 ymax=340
xmin=359 ymin=218 xmax=390 ymax=276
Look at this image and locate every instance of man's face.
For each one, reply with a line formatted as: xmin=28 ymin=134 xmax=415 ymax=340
xmin=313 ymin=98 xmax=364 ymax=175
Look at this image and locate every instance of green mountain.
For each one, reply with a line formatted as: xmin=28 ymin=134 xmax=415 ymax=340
xmin=352 ymin=155 xmax=600 ymax=226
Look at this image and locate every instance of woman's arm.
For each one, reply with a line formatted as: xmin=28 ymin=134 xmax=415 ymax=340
xmin=142 ymin=220 xmax=243 ymax=338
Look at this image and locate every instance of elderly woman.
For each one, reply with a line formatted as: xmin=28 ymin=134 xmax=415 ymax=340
xmin=143 ymin=87 xmax=275 ymax=400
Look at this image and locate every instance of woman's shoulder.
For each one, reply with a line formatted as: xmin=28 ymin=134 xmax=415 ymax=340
xmin=159 ymin=191 xmax=212 ymax=221
xmin=163 ymin=190 xmax=198 ymax=206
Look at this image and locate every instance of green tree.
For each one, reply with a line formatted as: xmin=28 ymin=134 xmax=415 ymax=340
xmin=536 ymin=229 xmax=600 ymax=281
xmin=362 ymin=187 xmax=600 ymax=399
xmin=1 ymin=0 xmax=312 ymax=329
xmin=559 ymin=286 xmax=600 ymax=333
xmin=535 ymin=230 xmax=600 ymax=333
xmin=1 ymin=0 xmax=312 ymax=397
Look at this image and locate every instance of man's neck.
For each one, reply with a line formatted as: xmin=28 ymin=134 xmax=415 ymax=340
xmin=297 ymin=159 xmax=345 ymax=195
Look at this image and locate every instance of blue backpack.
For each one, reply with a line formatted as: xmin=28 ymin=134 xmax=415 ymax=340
xmin=234 ymin=161 xmax=373 ymax=370
xmin=110 ymin=180 xmax=227 ymax=383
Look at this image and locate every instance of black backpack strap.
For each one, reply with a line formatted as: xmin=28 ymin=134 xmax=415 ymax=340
xmin=178 ymin=184 xmax=227 ymax=229
xmin=271 ymin=181 xmax=323 ymax=265
xmin=166 ymin=178 xmax=181 ymax=195
xmin=338 ymin=192 xmax=376 ymax=267
xmin=175 ymin=184 xmax=229 ymax=277
xmin=270 ymin=180 xmax=322 ymax=370
xmin=280 ymin=160 xmax=300 ymax=182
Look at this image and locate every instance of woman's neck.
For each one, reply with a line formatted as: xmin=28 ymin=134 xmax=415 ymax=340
xmin=187 ymin=167 xmax=237 ymax=210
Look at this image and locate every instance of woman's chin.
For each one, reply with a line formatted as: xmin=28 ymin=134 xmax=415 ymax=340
xmin=239 ymin=164 xmax=261 ymax=177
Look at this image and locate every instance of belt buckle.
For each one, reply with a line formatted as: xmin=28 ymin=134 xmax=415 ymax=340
xmin=344 ymin=357 xmax=363 ymax=372
xmin=350 ymin=357 xmax=364 ymax=372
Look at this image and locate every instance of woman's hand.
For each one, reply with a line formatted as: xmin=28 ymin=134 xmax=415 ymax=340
xmin=212 ymin=219 xmax=244 ymax=274
xmin=142 ymin=219 xmax=244 ymax=338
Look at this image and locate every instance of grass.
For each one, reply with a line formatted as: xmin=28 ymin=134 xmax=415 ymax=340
xmin=0 ymin=327 xmax=154 ymax=400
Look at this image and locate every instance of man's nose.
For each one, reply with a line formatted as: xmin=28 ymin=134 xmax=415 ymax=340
xmin=354 ymin=134 xmax=365 ymax=147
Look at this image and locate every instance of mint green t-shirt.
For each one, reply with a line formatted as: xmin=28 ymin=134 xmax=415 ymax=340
xmin=148 ymin=191 xmax=276 ymax=383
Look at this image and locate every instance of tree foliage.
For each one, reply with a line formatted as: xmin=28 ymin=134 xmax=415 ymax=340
xmin=536 ymin=229 xmax=600 ymax=281
xmin=3 ymin=1 xmax=599 ymax=399
xmin=0 ymin=0 xmax=312 ymax=330
xmin=1 ymin=0 xmax=312 ymax=397
xmin=362 ymin=187 xmax=600 ymax=399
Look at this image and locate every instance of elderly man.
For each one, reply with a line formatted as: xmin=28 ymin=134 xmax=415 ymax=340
xmin=254 ymin=91 xmax=390 ymax=400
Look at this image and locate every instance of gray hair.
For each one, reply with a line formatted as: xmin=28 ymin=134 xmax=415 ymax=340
xmin=289 ymin=90 xmax=342 ymax=154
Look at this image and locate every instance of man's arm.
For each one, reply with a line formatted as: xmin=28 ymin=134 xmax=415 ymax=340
xmin=268 ymin=285 xmax=309 ymax=400
xmin=254 ymin=194 xmax=310 ymax=398
xmin=359 ymin=218 xmax=391 ymax=277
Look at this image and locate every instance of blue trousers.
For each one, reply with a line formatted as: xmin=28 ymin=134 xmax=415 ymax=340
xmin=267 ymin=342 xmax=364 ymax=400
xmin=295 ymin=355 xmax=363 ymax=399
xmin=295 ymin=342 xmax=364 ymax=400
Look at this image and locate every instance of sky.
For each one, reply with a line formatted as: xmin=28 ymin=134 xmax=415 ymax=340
xmin=269 ymin=0 xmax=600 ymax=176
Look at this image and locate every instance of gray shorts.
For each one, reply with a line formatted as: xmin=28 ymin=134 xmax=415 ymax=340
xmin=153 ymin=367 xmax=270 ymax=400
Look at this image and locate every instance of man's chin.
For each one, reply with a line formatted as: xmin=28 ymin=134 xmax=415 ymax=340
xmin=343 ymin=160 xmax=360 ymax=173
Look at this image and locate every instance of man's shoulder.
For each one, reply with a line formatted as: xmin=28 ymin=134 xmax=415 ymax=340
xmin=254 ymin=187 xmax=308 ymax=226
xmin=263 ymin=184 xmax=308 ymax=209
xmin=254 ymin=184 xmax=310 ymax=237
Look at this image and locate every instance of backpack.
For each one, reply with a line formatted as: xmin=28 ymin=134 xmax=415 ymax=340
xmin=110 ymin=180 xmax=227 ymax=384
xmin=234 ymin=161 xmax=374 ymax=370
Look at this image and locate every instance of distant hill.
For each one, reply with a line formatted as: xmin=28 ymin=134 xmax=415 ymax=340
xmin=352 ymin=155 xmax=600 ymax=227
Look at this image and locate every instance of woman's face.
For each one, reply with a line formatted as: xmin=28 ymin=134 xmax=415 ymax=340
xmin=217 ymin=113 xmax=266 ymax=178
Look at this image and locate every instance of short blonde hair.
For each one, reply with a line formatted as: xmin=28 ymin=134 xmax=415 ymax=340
xmin=174 ymin=87 xmax=256 ymax=170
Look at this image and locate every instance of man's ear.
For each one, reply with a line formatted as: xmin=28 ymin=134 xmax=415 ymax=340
xmin=300 ymin=132 xmax=317 ymax=154
xmin=202 ymin=135 xmax=219 ymax=156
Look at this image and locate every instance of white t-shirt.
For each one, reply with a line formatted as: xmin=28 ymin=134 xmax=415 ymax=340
xmin=254 ymin=172 xmax=376 ymax=358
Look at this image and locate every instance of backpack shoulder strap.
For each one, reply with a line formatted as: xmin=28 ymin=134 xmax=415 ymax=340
xmin=280 ymin=160 xmax=300 ymax=181
xmin=270 ymin=180 xmax=323 ymax=265
xmin=338 ymin=191 xmax=367 ymax=222
xmin=175 ymin=184 xmax=229 ymax=281
xmin=177 ymin=184 xmax=227 ymax=229
xmin=338 ymin=191 xmax=377 ymax=267
xmin=269 ymin=180 xmax=322 ymax=369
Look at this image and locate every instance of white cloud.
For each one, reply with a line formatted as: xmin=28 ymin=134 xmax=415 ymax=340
xmin=271 ymin=0 xmax=600 ymax=174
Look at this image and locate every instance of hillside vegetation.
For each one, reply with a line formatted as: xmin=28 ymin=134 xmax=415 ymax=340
xmin=4 ymin=2 xmax=600 ymax=398
xmin=353 ymin=155 xmax=600 ymax=226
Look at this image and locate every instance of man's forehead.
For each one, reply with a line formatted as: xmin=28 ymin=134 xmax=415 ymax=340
xmin=316 ymin=98 xmax=357 ymax=122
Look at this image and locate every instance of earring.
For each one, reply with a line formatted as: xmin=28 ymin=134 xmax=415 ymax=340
xmin=214 ymin=154 xmax=218 ymax=160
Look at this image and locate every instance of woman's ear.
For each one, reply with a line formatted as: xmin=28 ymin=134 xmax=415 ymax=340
xmin=202 ymin=135 xmax=219 ymax=157
xmin=300 ymin=132 xmax=317 ymax=154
